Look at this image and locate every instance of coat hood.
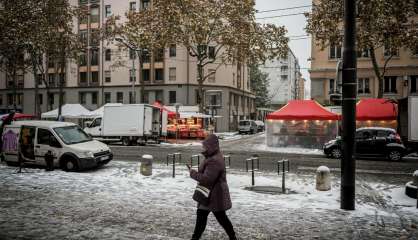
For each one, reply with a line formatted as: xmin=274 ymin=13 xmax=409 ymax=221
xmin=202 ymin=134 xmax=220 ymax=157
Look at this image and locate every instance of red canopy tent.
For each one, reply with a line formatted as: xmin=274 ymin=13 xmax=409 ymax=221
xmin=152 ymin=101 xmax=176 ymax=118
xmin=356 ymin=98 xmax=397 ymax=121
xmin=266 ymin=100 xmax=340 ymax=120
xmin=1 ymin=113 xmax=35 ymax=121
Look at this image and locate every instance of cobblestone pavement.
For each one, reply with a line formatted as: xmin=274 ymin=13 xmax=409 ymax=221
xmin=0 ymin=161 xmax=417 ymax=240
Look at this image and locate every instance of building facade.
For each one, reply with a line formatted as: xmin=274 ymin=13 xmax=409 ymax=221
xmin=260 ymin=49 xmax=302 ymax=109
xmin=309 ymin=6 xmax=418 ymax=105
xmin=0 ymin=0 xmax=255 ymax=132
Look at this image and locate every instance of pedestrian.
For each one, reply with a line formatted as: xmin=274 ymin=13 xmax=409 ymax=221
xmin=187 ymin=134 xmax=237 ymax=240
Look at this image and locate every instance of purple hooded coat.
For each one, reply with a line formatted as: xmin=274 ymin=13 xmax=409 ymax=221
xmin=190 ymin=134 xmax=232 ymax=212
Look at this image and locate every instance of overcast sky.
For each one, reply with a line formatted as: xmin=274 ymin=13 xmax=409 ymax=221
xmin=255 ymin=0 xmax=312 ymax=97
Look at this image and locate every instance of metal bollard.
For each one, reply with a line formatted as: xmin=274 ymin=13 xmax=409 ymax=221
xmin=140 ymin=154 xmax=153 ymax=176
xmin=316 ymin=166 xmax=331 ymax=191
xmin=224 ymin=155 xmax=231 ymax=169
xmin=166 ymin=154 xmax=174 ymax=166
xmin=277 ymin=159 xmax=290 ymax=193
xmin=246 ymin=157 xmax=259 ymax=186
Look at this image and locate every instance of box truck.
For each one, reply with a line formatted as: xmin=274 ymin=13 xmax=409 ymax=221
xmin=398 ymin=96 xmax=418 ymax=152
xmin=84 ymin=104 xmax=167 ymax=146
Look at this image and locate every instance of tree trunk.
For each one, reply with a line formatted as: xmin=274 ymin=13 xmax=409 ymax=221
xmin=12 ymin=69 xmax=17 ymax=111
xmin=58 ymin=52 xmax=65 ymax=120
xmin=139 ymin=51 xmax=145 ymax=104
xmin=197 ymin=63 xmax=204 ymax=113
xmin=370 ymin=46 xmax=384 ymax=98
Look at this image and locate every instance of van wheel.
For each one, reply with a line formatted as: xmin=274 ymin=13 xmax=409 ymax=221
xmin=331 ymin=148 xmax=342 ymax=159
xmin=63 ymin=158 xmax=78 ymax=172
xmin=122 ymin=137 xmax=131 ymax=146
xmin=388 ymin=150 xmax=402 ymax=161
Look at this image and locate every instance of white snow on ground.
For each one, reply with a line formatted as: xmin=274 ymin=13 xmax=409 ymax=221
xmin=215 ymin=132 xmax=242 ymax=141
xmin=252 ymin=144 xmax=324 ymax=155
xmin=0 ymin=161 xmax=414 ymax=216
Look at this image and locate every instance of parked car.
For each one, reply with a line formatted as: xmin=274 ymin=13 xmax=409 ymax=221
xmin=238 ymin=120 xmax=258 ymax=134
xmin=254 ymin=120 xmax=265 ymax=132
xmin=324 ymin=127 xmax=406 ymax=161
xmin=2 ymin=121 xmax=112 ymax=171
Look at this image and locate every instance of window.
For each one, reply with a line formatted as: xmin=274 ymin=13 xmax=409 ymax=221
xmin=91 ymin=72 xmax=99 ymax=83
xmin=0 ymin=95 xmax=2 ymax=106
xmin=48 ymin=74 xmax=55 ymax=87
xmin=280 ymin=75 xmax=288 ymax=81
xmin=129 ymin=69 xmax=136 ymax=82
xmin=329 ymin=79 xmax=335 ymax=93
xmin=104 ymin=92 xmax=111 ymax=104
xmin=48 ymin=93 xmax=54 ymax=106
xmin=38 ymin=94 xmax=43 ymax=105
xmin=169 ymin=45 xmax=176 ymax=57
xmin=37 ymin=128 xmax=55 ymax=146
xmin=384 ymin=44 xmax=399 ymax=57
xmin=90 ymin=118 xmax=102 ymax=128
xmin=129 ymin=2 xmax=137 ymax=11
xmin=105 ymin=71 xmax=111 ymax=83
xmin=117 ymin=92 xmax=124 ymax=103
xmin=169 ymin=68 xmax=176 ymax=81
xmin=105 ymin=49 xmax=111 ymax=61
xmin=7 ymin=94 xmax=13 ymax=106
xmin=105 ymin=5 xmax=111 ymax=17
xmin=129 ymin=49 xmax=136 ymax=60
xmin=142 ymin=50 xmax=150 ymax=63
xmin=155 ymin=69 xmax=164 ymax=81
xmin=384 ymin=76 xmax=397 ymax=93
xmin=415 ymin=0 xmax=418 ymax=14
xmin=91 ymin=48 xmax=99 ymax=65
xmin=142 ymin=69 xmax=150 ymax=81
xmin=143 ymin=91 xmax=149 ymax=103
xmin=79 ymin=30 xmax=88 ymax=45
xmin=79 ymin=92 xmax=87 ymax=104
xmin=169 ymin=91 xmax=176 ymax=104
xmin=410 ymin=75 xmax=417 ymax=93
xmin=329 ymin=44 xmax=342 ymax=59
xmin=208 ymin=46 xmax=215 ymax=59
xmin=142 ymin=0 xmax=150 ymax=9
xmin=208 ymin=69 xmax=216 ymax=83
xmin=280 ymin=66 xmax=288 ymax=73
xmin=37 ymin=74 xmax=43 ymax=86
xmin=357 ymin=48 xmax=370 ymax=58
xmin=155 ymin=90 xmax=163 ymax=102
xmin=79 ymin=72 xmax=87 ymax=84
xmin=92 ymin=92 xmax=98 ymax=104
xmin=79 ymin=53 xmax=87 ymax=66
xmin=90 ymin=6 xmax=99 ymax=23
xmin=155 ymin=49 xmax=164 ymax=62
xmin=358 ymin=78 xmax=370 ymax=94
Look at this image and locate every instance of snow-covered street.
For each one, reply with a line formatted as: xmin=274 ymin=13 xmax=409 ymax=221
xmin=0 ymin=161 xmax=417 ymax=240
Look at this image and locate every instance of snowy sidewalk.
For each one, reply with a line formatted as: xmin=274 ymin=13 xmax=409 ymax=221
xmin=0 ymin=161 xmax=417 ymax=240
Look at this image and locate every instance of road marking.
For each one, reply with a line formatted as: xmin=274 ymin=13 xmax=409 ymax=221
xmin=297 ymin=166 xmax=412 ymax=175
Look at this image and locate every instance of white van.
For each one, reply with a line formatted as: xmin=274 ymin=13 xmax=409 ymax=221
xmin=1 ymin=121 xmax=112 ymax=171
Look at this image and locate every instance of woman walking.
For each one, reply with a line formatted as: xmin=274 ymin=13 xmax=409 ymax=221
xmin=188 ymin=134 xmax=237 ymax=240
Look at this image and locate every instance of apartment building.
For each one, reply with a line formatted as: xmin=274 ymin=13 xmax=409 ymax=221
xmin=310 ymin=3 xmax=418 ymax=105
xmin=0 ymin=0 xmax=255 ymax=132
xmin=260 ymin=49 xmax=302 ymax=108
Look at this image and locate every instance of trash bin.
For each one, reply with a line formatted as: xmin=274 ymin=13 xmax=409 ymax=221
xmin=316 ymin=166 xmax=331 ymax=191
xmin=140 ymin=154 xmax=153 ymax=176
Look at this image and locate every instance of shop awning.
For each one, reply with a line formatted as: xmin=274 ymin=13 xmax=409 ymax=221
xmin=0 ymin=113 xmax=35 ymax=120
xmin=266 ymin=100 xmax=340 ymax=120
xmin=356 ymin=98 xmax=397 ymax=121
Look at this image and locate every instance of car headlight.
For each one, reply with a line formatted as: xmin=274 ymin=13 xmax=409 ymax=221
xmin=80 ymin=151 xmax=94 ymax=158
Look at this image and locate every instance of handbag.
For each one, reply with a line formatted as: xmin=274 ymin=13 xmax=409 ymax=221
xmin=192 ymin=170 xmax=223 ymax=206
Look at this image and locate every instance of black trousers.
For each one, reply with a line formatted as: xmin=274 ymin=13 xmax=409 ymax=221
xmin=191 ymin=209 xmax=236 ymax=240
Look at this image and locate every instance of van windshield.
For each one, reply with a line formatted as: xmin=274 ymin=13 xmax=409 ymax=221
xmin=54 ymin=126 xmax=92 ymax=145
xmin=239 ymin=121 xmax=250 ymax=126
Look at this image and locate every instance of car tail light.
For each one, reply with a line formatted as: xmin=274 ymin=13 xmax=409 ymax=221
xmin=395 ymin=133 xmax=402 ymax=143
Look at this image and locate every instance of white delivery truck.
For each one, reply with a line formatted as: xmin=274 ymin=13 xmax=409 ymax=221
xmin=84 ymin=104 xmax=167 ymax=146
xmin=398 ymin=96 xmax=418 ymax=152
xmin=1 ymin=121 xmax=112 ymax=171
